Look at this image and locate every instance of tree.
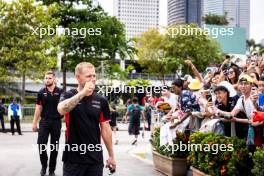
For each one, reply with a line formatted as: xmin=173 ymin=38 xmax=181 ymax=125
xmin=134 ymin=28 xmax=180 ymax=84
xmin=135 ymin=25 xmax=222 ymax=83
xmin=246 ymin=39 xmax=264 ymax=55
xmin=0 ymin=0 xmax=60 ymax=103
xmin=40 ymin=0 xmax=134 ymax=90
xmin=166 ymin=24 xmax=222 ymax=72
xmin=203 ymin=12 xmax=230 ymax=26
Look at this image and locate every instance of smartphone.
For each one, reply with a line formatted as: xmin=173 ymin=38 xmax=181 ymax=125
xmin=206 ymin=94 xmax=212 ymax=102
xmin=251 ymin=87 xmax=258 ymax=95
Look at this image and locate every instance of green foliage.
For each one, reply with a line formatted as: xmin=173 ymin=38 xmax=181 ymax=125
xmin=135 ymin=24 xmax=222 ymax=78
xmin=135 ymin=28 xmax=180 ymax=78
xmin=187 ymin=132 xmax=252 ymax=176
xmin=106 ymin=63 xmax=134 ymax=81
xmin=45 ymin=0 xmax=134 ymax=71
xmin=0 ymin=0 xmax=60 ymax=80
xmin=203 ymin=12 xmax=230 ymax=25
xmin=252 ymin=147 xmax=264 ymax=176
xmin=166 ymin=24 xmax=222 ymax=72
xmin=151 ymin=127 xmax=189 ymax=158
xmin=127 ymin=79 xmax=150 ymax=87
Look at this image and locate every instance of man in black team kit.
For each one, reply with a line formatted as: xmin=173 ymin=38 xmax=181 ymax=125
xmin=58 ymin=62 xmax=116 ymax=176
xmin=32 ymin=71 xmax=63 ymax=176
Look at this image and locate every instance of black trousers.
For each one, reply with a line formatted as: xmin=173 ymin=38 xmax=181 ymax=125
xmin=63 ymin=162 xmax=103 ymax=176
xmin=10 ymin=116 xmax=21 ymax=134
xmin=37 ymin=119 xmax=61 ymax=172
xmin=0 ymin=115 xmax=5 ymax=131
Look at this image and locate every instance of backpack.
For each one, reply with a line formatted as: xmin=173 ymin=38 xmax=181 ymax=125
xmin=131 ymin=105 xmax=141 ymax=123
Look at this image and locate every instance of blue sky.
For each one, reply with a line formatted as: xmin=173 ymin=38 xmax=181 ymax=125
xmin=97 ymin=0 xmax=264 ymax=43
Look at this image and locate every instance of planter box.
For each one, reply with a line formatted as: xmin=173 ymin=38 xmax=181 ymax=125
xmin=152 ymin=150 xmax=187 ymax=176
xmin=190 ymin=166 xmax=211 ymax=176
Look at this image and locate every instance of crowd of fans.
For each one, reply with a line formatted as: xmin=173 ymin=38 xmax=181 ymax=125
xmin=142 ymin=54 xmax=264 ymax=151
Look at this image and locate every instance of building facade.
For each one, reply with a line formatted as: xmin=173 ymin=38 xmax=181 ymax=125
xmin=168 ymin=0 xmax=202 ymax=26
xmin=203 ymin=0 xmax=250 ymax=37
xmin=113 ymin=0 xmax=159 ymax=39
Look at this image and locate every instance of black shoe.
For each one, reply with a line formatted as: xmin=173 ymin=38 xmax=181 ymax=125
xmin=19 ymin=133 xmax=23 ymax=135
xmin=48 ymin=171 xmax=55 ymax=176
xmin=12 ymin=133 xmax=14 ymax=135
xmin=40 ymin=167 xmax=46 ymax=176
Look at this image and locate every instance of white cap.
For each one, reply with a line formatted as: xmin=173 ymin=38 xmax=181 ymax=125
xmin=219 ymin=81 xmax=237 ymax=97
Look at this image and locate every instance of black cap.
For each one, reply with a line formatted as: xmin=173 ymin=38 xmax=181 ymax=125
xmin=214 ymin=86 xmax=229 ymax=93
xmin=172 ymin=79 xmax=183 ymax=88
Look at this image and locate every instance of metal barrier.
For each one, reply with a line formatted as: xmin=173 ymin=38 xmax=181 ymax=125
xmin=20 ymin=106 xmax=127 ymax=122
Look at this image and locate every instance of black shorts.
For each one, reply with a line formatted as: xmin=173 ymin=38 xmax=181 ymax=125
xmin=128 ymin=121 xmax=140 ymax=135
xmin=63 ymin=162 xmax=103 ymax=176
xmin=109 ymin=120 xmax=117 ymax=127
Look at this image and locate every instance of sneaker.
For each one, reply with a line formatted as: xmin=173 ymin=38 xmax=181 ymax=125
xmin=49 ymin=172 xmax=55 ymax=176
xmin=40 ymin=167 xmax=46 ymax=176
xmin=131 ymin=139 xmax=137 ymax=145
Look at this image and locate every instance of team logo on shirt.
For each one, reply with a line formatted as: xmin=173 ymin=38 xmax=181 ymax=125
xmin=92 ymin=100 xmax=100 ymax=105
xmin=91 ymin=100 xmax=101 ymax=109
xmin=92 ymin=105 xmax=101 ymax=109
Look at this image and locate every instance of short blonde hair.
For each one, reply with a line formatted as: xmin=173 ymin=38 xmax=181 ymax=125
xmin=75 ymin=62 xmax=95 ymax=75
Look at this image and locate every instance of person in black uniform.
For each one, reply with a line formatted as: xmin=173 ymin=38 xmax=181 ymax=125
xmin=0 ymin=98 xmax=6 ymax=133
xmin=57 ymin=62 xmax=116 ymax=176
xmin=32 ymin=71 xmax=63 ymax=176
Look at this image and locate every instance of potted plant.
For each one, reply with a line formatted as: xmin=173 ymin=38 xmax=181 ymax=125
xmin=188 ymin=132 xmax=253 ymax=176
xmin=252 ymin=147 xmax=264 ymax=176
xmin=151 ymin=128 xmax=189 ymax=176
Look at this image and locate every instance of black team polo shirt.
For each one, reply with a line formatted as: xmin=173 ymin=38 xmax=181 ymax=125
xmin=60 ymin=89 xmax=111 ymax=166
xmin=36 ymin=86 xmax=64 ymax=120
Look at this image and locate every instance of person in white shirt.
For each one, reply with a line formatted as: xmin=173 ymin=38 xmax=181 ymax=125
xmin=161 ymin=88 xmax=178 ymax=109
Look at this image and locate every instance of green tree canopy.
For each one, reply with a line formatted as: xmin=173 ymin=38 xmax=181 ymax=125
xmin=39 ymin=0 xmax=134 ymax=89
xmin=0 ymin=0 xmax=60 ymax=102
xmin=203 ymin=12 xmax=230 ymax=26
xmin=135 ymin=24 xmax=222 ymax=81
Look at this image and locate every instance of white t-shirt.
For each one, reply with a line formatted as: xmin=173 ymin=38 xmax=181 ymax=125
xmin=164 ymin=93 xmax=178 ymax=109
xmin=234 ymin=96 xmax=255 ymax=119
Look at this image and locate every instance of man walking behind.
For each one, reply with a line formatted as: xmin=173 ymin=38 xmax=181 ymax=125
xmin=57 ymin=62 xmax=116 ymax=176
xmin=32 ymin=71 xmax=63 ymax=176
xmin=0 ymin=98 xmax=6 ymax=133
xmin=124 ymin=97 xmax=145 ymax=145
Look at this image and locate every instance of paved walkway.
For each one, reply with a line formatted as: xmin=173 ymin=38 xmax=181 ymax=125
xmin=0 ymin=123 xmax=165 ymax=176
